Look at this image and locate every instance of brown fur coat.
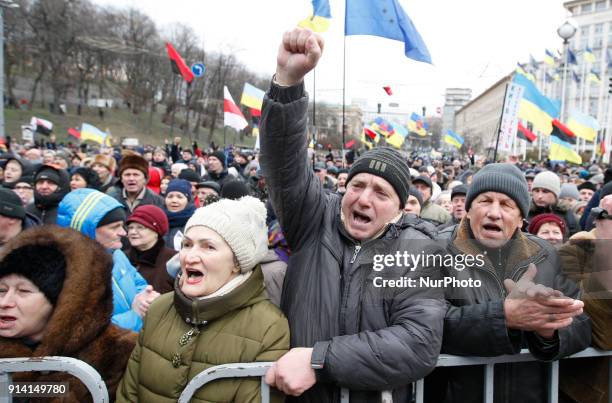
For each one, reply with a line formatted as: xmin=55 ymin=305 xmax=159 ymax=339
xmin=0 ymin=226 xmax=137 ymax=402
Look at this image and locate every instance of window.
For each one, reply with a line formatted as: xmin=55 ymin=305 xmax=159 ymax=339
xmin=596 ymin=0 xmax=607 ymax=10
xmin=594 ymin=37 xmax=604 ymax=48
xmin=581 ymin=26 xmax=590 ymax=37
xmin=582 ymin=3 xmax=593 ymax=13
xmin=595 ymin=23 xmax=604 ymax=34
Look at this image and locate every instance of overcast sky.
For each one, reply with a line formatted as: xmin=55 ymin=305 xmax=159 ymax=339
xmin=93 ymin=0 xmax=570 ymax=115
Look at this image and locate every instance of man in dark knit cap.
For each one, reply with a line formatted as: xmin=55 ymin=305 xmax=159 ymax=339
xmin=260 ymin=27 xmax=445 ymax=403
xmin=202 ymin=150 xmax=234 ymax=189
xmin=0 ymin=187 xmax=40 ymax=248
xmin=26 ymin=164 xmax=70 ymax=224
xmin=107 ymin=153 xmax=164 ymax=213
xmin=429 ymin=163 xmax=590 ymax=403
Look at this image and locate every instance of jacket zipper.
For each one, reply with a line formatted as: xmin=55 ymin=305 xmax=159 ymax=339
xmin=350 ymin=245 xmax=362 ymax=264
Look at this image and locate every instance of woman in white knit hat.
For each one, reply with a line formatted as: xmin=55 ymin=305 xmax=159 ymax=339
xmin=116 ymin=196 xmax=289 ymax=403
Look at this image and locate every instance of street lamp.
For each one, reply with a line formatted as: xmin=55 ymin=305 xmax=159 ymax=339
xmin=0 ymin=0 xmax=19 ymax=142
xmin=557 ymin=19 xmax=578 ymax=122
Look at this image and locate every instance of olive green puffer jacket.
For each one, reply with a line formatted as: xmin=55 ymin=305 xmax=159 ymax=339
xmin=116 ymin=267 xmax=289 ymax=403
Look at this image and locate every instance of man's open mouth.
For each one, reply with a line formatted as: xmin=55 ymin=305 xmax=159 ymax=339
xmin=353 ymin=211 xmax=371 ymax=224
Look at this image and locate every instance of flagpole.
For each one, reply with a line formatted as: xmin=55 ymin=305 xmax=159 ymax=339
xmin=313 ymin=68 xmax=317 ymax=170
xmin=493 ymin=83 xmax=510 ymax=162
xmin=341 ymin=33 xmax=347 ymax=166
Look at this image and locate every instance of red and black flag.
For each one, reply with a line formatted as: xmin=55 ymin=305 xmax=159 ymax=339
xmin=551 ymin=119 xmax=577 ymax=144
xmin=166 ymin=42 xmax=194 ymax=84
xmin=517 ymin=122 xmax=536 ymax=143
xmin=383 ymin=86 xmax=393 ymax=96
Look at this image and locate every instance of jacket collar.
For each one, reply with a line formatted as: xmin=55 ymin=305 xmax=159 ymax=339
xmin=173 ymin=266 xmax=266 ymax=325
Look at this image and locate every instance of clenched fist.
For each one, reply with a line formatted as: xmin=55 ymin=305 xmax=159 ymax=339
xmin=275 ymin=28 xmax=324 ymax=87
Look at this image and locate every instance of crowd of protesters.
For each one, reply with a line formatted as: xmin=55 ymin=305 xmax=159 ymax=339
xmin=0 ymin=27 xmax=611 ymax=403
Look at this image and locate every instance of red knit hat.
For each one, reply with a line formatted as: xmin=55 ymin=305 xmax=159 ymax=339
xmin=126 ymin=205 xmax=169 ymax=236
xmin=528 ymin=213 xmax=566 ymax=237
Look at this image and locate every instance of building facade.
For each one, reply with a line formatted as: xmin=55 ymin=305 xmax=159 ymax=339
xmin=442 ymin=88 xmax=472 ymax=135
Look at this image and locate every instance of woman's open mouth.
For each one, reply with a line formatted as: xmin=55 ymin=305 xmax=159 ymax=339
xmin=0 ymin=315 xmax=16 ymax=329
xmin=185 ymin=269 xmax=204 ymax=285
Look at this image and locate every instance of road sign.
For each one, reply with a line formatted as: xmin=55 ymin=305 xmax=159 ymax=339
xmin=191 ymin=63 xmax=206 ymax=77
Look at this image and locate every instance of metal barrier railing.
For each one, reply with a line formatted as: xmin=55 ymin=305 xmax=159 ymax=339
xmin=0 ymin=356 xmax=109 ymax=403
xmin=414 ymin=347 xmax=612 ymax=403
xmin=178 ymin=362 xmax=393 ymax=403
xmin=2 ymin=348 xmax=611 ymax=403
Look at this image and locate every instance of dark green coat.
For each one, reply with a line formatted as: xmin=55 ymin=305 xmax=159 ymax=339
xmin=116 ymin=267 xmax=289 ymax=403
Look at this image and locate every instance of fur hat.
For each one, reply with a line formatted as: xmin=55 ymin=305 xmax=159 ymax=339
xmin=119 ymin=154 xmax=149 ymax=178
xmin=184 ymin=196 xmax=267 ymax=273
xmin=0 ymin=243 xmax=66 ymax=305
xmin=92 ymin=154 xmax=117 ymax=173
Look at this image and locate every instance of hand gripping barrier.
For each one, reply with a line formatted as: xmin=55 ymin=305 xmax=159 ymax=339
xmin=0 ymin=356 xmax=109 ymax=403
xmin=178 ymin=362 xmax=393 ymax=403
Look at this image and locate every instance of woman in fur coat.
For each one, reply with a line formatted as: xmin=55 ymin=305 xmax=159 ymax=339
xmin=0 ymin=225 xmax=137 ymax=402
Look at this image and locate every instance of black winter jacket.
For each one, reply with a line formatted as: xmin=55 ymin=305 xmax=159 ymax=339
xmin=260 ymin=81 xmax=446 ymax=403
xmin=425 ymin=220 xmax=591 ymax=403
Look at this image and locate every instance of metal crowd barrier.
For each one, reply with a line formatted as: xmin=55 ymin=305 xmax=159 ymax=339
xmin=2 ymin=349 xmax=612 ymax=403
xmin=0 ymin=356 xmax=109 ymax=403
xmin=414 ymin=347 xmax=612 ymax=403
xmin=178 ymin=361 xmax=393 ymax=403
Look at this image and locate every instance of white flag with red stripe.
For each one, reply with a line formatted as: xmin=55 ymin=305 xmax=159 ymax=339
xmin=224 ymin=86 xmax=248 ymax=131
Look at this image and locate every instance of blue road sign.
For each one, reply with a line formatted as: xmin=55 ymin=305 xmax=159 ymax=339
xmin=191 ymin=63 xmax=206 ymax=77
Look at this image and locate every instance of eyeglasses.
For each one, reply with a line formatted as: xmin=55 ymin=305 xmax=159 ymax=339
xmin=14 ymin=185 xmax=33 ymax=191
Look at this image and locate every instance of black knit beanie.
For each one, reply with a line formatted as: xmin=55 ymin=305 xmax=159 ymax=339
xmin=0 ymin=244 xmax=66 ymax=305
xmin=221 ymin=180 xmax=250 ymax=200
xmin=346 ymin=147 xmax=411 ymax=208
xmin=73 ymin=167 xmax=102 ymax=191
xmin=97 ymin=206 xmax=127 ymax=228
xmin=465 ymin=163 xmax=530 ymax=218
xmin=210 ymin=151 xmax=226 ymax=168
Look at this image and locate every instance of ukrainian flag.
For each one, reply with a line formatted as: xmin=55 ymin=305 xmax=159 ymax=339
xmin=444 ymin=130 xmax=464 ymax=149
xmin=544 ymin=49 xmax=555 ymax=66
xmin=407 ymin=112 xmax=427 ymax=137
xmin=549 ymin=136 xmax=582 ymax=164
xmin=588 ymin=69 xmax=601 ymax=84
xmin=567 ymin=110 xmax=599 ymax=142
xmin=513 ymin=73 xmax=560 ymax=135
xmin=80 ymin=123 xmax=110 ymax=146
xmin=584 ymin=47 xmax=596 ymax=64
xmin=240 ymin=83 xmax=265 ymax=111
xmin=387 ymin=119 xmax=408 ymax=148
xmin=298 ymin=0 xmax=331 ymax=32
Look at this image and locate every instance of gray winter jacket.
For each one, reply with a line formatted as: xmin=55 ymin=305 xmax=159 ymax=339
xmin=260 ymin=81 xmax=446 ymax=403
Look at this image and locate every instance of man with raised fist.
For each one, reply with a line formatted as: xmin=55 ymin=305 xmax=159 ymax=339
xmin=260 ymin=28 xmax=446 ymax=403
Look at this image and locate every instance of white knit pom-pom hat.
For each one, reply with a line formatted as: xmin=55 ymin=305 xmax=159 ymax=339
xmin=184 ymin=196 xmax=268 ymax=273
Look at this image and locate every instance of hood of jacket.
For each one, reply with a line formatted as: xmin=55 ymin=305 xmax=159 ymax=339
xmin=0 ymin=225 xmax=114 ymax=357
xmin=57 ymin=188 xmax=124 ymax=240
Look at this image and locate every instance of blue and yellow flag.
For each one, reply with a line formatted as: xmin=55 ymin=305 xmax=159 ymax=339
xmin=80 ymin=123 xmax=110 ymax=146
xmin=512 ymin=73 xmax=560 ymax=135
xmin=549 ymin=136 xmax=582 ymax=164
xmin=516 ymin=63 xmax=535 ymax=82
xmin=567 ymin=110 xmax=600 ymax=142
xmin=544 ymin=49 xmax=555 ymax=66
xmin=407 ymin=112 xmax=428 ymax=137
xmin=584 ymin=47 xmax=596 ymax=64
xmin=345 ymin=0 xmax=431 ymax=63
xmin=240 ymin=83 xmax=265 ymax=111
xmin=298 ymin=0 xmax=331 ymax=33
xmin=588 ymin=69 xmax=601 ymax=84
xmin=444 ymin=130 xmax=464 ymax=149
